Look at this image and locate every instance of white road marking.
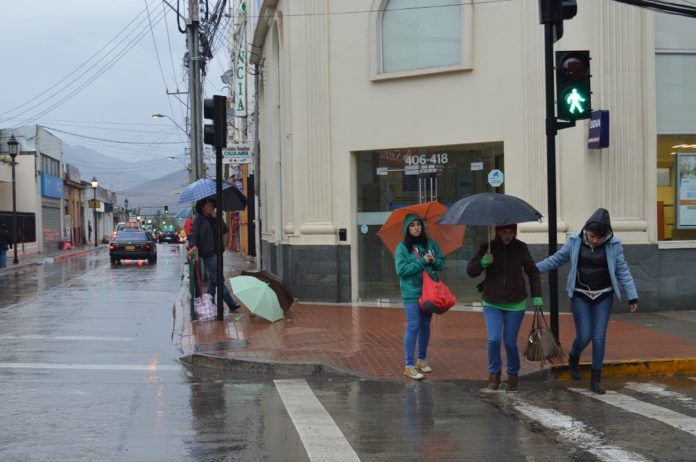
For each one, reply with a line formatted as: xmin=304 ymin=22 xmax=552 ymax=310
xmin=508 ymin=398 xmax=649 ymax=462
xmin=571 ymin=388 xmax=696 ymax=437
xmin=0 ymin=335 xmax=136 ymax=341
xmin=624 ymin=382 xmax=696 ymax=411
xmin=274 ymin=379 xmax=360 ymax=462
xmin=0 ymin=362 xmax=179 ymax=371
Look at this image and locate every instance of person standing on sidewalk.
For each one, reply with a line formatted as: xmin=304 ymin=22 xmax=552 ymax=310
xmin=467 ymin=224 xmax=543 ymax=391
xmin=395 ymin=215 xmax=445 ymax=380
xmin=188 ymin=198 xmax=241 ymax=312
xmin=536 ymin=208 xmax=638 ymax=394
xmin=0 ymin=224 xmax=13 ymax=267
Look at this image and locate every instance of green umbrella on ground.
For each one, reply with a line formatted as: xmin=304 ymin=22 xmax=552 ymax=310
xmin=229 ymin=275 xmax=284 ymax=322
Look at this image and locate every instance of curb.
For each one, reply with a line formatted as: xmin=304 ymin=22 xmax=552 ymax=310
xmin=523 ymin=357 xmax=696 ymax=381
xmin=179 ymin=353 xmax=365 ymax=380
xmin=52 ymin=248 xmax=100 ymax=262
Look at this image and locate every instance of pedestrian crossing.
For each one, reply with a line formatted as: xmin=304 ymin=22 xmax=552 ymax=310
xmin=486 ymin=377 xmax=696 ymax=462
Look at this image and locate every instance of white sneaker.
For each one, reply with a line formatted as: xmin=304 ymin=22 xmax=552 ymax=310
xmin=416 ymin=359 xmax=433 ymax=373
xmin=404 ymin=366 xmax=424 ymax=380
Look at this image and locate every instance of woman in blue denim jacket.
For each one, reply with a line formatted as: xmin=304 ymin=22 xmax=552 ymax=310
xmin=536 ymin=208 xmax=638 ymax=394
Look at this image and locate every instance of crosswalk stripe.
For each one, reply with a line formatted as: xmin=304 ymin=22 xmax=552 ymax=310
xmin=507 ymin=397 xmax=649 ymax=462
xmin=624 ymin=382 xmax=696 ymax=411
xmin=571 ymin=388 xmax=696 ymax=437
xmin=274 ymin=379 xmax=360 ymax=462
xmin=0 ymin=362 xmax=179 ymax=371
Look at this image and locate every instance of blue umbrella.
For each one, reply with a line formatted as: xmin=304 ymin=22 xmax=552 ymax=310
xmin=178 ymin=178 xmax=231 ymax=204
xmin=175 ymin=207 xmax=192 ymax=219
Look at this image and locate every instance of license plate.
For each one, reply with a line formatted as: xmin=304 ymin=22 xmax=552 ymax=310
xmin=125 ymin=245 xmax=135 ymax=250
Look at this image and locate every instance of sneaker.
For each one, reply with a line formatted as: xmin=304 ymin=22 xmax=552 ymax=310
xmin=404 ymin=366 xmax=424 ymax=380
xmin=416 ymin=359 xmax=433 ymax=373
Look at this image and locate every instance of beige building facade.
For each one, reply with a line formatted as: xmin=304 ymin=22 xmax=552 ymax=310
xmin=248 ymin=0 xmax=695 ymax=310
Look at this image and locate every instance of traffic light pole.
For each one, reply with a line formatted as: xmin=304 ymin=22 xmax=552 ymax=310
xmin=543 ymin=22 xmax=561 ymax=341
xmin=543 ymin=22 xmax=575 ymax=341
xmin=215 ymin=141 xmax=224 ymax=321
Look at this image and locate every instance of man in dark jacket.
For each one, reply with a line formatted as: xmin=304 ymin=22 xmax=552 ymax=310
xmin=0 ymin=224 xmax=13 ymax=267
xmin=467 ymin=224 xmax=542 ymax=391
xmin=188 ymin=198 xmax=240 ymax=311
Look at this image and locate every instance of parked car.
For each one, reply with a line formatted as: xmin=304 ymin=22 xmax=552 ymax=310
xmin=109 ymin=231 xmax=157 ymax=264
xmin=158 ymin=229 xmax=180 ymax=244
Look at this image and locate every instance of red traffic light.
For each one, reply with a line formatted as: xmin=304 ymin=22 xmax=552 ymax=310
xmin=558 ymin=52 xmax=589 ymax=82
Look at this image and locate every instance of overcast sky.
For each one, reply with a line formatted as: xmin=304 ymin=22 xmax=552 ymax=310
xmin=0 ymin=0 xmax=232 ymax=169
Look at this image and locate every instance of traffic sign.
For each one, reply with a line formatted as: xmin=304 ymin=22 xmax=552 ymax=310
xmin=488 ymin=169 xmax=504 ymax=188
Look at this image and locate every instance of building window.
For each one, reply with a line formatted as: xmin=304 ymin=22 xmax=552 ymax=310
xmin=655 ymin=14 xmax=696 ymax=241
xmin=382 ymin=0 xmax=461 ymax=73
xmin=371 ymin=0 xmax=472 ymax=79
xmin=41 ymin=154 xmax=60 ymax=177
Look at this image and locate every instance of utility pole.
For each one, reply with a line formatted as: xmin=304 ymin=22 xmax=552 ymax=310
xmin=187 ymin=0 xmax=204 ymax=181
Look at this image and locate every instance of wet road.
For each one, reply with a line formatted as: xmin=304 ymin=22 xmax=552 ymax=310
xmin=1 ymin=248 xmax=695 ymax=461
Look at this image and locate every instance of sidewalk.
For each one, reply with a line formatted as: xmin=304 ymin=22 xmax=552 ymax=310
xmin=179 ymin=253 xmax=696 ymax=382
xmin=0 ymin=243 xmax=105 ymax=274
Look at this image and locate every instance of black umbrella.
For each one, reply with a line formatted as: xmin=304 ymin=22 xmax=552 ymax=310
xmin=438 ymin=192 xmax=542 ymax=226
xmin=217 ymin=183 xmax=248 ymax=211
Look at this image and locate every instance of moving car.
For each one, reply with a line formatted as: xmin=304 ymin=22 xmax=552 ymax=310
xmin=109 ymin=231 xmax=157 ymax=264
xmin=158 ymin=229 xmax=180 ymax=244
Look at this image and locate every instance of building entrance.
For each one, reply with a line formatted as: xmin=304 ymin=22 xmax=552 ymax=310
xmin=356 ymin=142 xmax=504 ymax=304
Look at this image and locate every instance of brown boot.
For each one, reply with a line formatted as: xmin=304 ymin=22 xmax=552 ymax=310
xmin=506 ymin=373 xmax=519 ymax=392
xmin=487 ymin=372 xmax=501 ymax=390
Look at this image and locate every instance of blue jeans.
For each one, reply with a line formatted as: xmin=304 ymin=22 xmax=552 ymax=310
xmin=570 ymin=295 xmax=613 ymax=370
xmin=202 ymin=255 xmax=237 ymax=309
xmin=0 ymin=249 xmax=6 ymax=267
xmin=404 ymin=302 xmax=432 ymax=367
xmin=483 ymin=307 xmax=526 ymax=374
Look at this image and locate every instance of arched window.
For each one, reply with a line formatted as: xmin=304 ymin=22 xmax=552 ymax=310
xmin=381 ymin=0 xmax=463 ymax=73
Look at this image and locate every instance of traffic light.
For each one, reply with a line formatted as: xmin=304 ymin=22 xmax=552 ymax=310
xmin=203 ymin=95 xmax=227 ymax=150
xmin=164 ymin=205 xmax=169 ymax=214
xmin=555 ymin=50 xmax=591 ymax=120
xmin=539 ymin=0 xmax=577 ymax=42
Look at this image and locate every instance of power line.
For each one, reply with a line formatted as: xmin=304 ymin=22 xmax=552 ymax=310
xmin=0 ymin=2 xmax=153 ymax=121
xmin=7 ymin=6 xmax=168 ymax=127
xmin=42 ymin=126 xmax=186 ymax=145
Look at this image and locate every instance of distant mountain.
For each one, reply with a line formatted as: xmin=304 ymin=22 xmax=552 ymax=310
xmin=121 ymin=169 xmax=190 ymax=217
xmin=63 ymin=144 xmax=182 ymax=192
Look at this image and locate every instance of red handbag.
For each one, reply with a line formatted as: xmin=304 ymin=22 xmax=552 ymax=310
xmin=419 ymin=270 xmax=456 ymax=315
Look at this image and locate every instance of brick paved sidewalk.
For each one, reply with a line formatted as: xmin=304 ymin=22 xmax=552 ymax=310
xmin=179 ymin=257 xmax=696 ymax=381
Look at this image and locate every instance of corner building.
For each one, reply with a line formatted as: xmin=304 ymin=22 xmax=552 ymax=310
xmin=249 ymin=0 xmax=696 ymax=310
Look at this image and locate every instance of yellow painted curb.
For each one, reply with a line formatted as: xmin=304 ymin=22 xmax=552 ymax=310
xmin=553 ymin=357 xmax=696 ymax=379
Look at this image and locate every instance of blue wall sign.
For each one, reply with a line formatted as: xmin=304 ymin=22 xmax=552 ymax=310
xmin=41 ymin=173 xmax=64 ymax=199
xmin=588 ymin=110 xmax=609 ymax=149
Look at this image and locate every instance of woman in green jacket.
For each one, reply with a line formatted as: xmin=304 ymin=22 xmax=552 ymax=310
xmin=394 ymin=215 xmax=445 ymax=380
xmin=467 ymin=224 xmax=542 ymax=391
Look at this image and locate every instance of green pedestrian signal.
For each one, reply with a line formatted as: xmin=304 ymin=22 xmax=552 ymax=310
xmin=555 ymin=50 xmax=591 ymax=120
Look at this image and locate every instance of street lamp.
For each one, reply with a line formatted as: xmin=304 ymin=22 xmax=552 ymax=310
xmin=151 ymin=113 xmax=188 ymax=135
xmin=91 ymin=177 xmax=98 ymax=247
xmin=124 ymin=198 xmax=129 ymax=221
xmin=7 ymin=135 xmax=19 ymax=264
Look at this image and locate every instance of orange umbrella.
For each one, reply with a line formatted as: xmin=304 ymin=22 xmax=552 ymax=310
xmin=377 ymin=201 xmax=467 ymax=257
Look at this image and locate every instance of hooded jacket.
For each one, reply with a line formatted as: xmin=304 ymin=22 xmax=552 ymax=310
xmin=188 ymin=214 xmax=228 ymax=258
xmin=467 ymin=236 xmax=542 ymax=305
xmin=394 ymin=215 xmax=445 ymax=303
xmin=536 ymin=208 xmax=638 ymax=303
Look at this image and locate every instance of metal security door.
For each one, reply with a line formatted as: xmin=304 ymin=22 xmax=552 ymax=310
xmin=41 ymin=198 xmax=61 ymax=251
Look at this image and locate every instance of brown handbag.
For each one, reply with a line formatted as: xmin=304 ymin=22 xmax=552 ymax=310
xmin=524 ymin=307 xmax=564 ymax=365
